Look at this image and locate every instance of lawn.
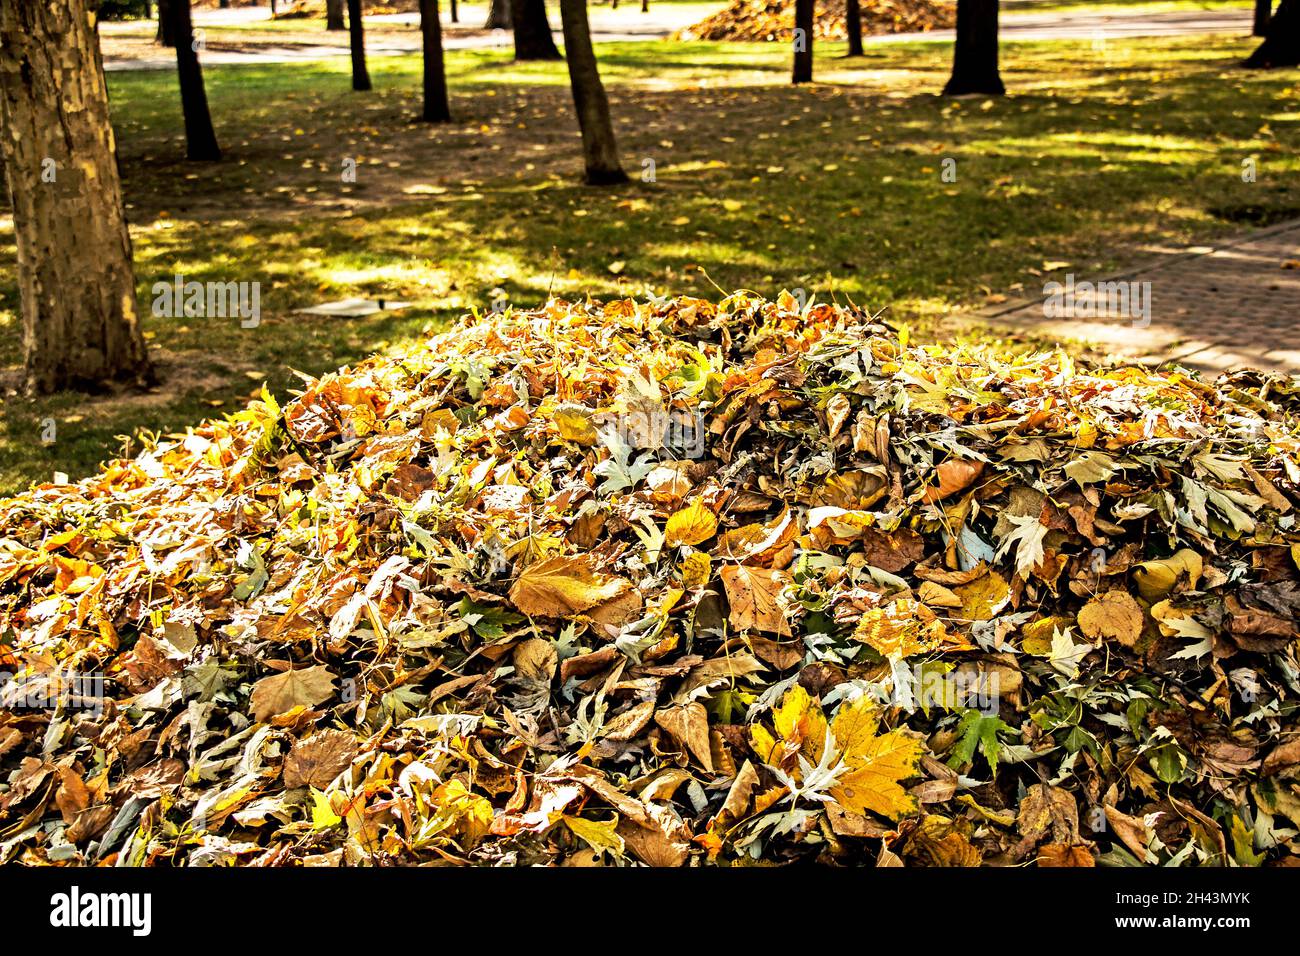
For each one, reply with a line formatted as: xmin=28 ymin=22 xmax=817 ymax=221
xmin=0 ymin=31 xmax=1296 ymax=494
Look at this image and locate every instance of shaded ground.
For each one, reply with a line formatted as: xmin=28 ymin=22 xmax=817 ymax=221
xmin=1 ymin=34 xmax=1297 ymax=493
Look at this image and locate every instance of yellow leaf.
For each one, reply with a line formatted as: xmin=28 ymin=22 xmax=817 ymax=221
xmin=953 ymin=570 xmax=1010 ymax=623
xmin=831 ymin=696 xmax=925 ymax=821
xmin=681 ymin=551 xmax=712 ymax=588
xmin=771 ymin=684 xmax=828 ymax=765
xmin=309 ymin=787 xmax=342 ymax=829
xmin=665 ymin=498 xmax=718 ymax=547
xmin=509 ymin=554 xmax=632 ymax=618
xmin=1132 ymin=549 xmax=1203 ymax=602
xmin=564 ymin=814 xmax=626 ymax=858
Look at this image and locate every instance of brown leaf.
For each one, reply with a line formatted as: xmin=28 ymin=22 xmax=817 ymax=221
xmin=249 ymin=666 xmax=336 ymax=723
xmin=720 ymin=564 xmax=791 ymax=635
xmin=283 ymin=729 xmax=358 ymax=789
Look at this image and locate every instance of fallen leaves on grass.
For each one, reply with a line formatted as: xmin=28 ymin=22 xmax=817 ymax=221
xmin=1 ymin=293 xmax=1299 ymax=868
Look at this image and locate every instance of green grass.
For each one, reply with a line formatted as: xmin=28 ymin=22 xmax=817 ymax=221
xmin=1 ymin=32 xmax=1297 ymax=494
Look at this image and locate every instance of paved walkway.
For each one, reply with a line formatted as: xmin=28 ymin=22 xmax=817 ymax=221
xmin=964 ymin=219 xmax=1300 ymax=375
xmin=101 ymin=4 xmax=1257 ymax=71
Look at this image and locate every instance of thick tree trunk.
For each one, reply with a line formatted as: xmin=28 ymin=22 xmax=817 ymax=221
xmin=326 ymin=0 xmax=345 ymax=30
xmin=512 ymin=0 xmax=561 ymax=60
xmin=166 ymin=0 xmax=221 ymax=160
xmin=1246 ymin=0 xmax=1298 ymax=65
xmin=943 ymin=0 xmax=1004 ymax=95
xmin=419 ymin=0 xmax=451 ymax=121
xmin=558 ymin=0 xmax=627 ymax=184
xmin=348 ymin=0 xmax=371 ymax=90
xmin=792 ymin=0 xmax=813 ymax=83
xmin=156 ymin=0 xmax=176 ymax=46
xmin=485 ymin=0 xmax=512 ymax=29
xmin=845 ymin=0 xmax=864 ymax=56
xmin=0 ymin=0 xmax=153 ymax=394
xmin=1254 ymin=0 xmax=1272 ymax=36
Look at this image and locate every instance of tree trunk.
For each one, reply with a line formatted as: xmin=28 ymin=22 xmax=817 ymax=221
xmin=1246 ymin=0 xmax=1298 ymax=64
xmin=451 ymin=0 xmax=459 ymax=22
xmin=1254 ymin=0 xmax=1272 ymax=36
xmin=326 ymin=0 xmax=345 ymax=30
xmin=558 ymin=0 xmax=627 ymax=184
xmin=792 ymin=0 xmax=813 ymax=83
xmin=512 ymin=0 xmax=561 ymax=60
xmin=0 ymin=0 xmax=154 ymax=394
xmin=943 ymin=0 xmax=1004 ymax=95
xmin=485 ymin=0 xmax=512 ymax=29
xmin=419 ymin=0 xmax=451 ymax=121
xmin=348 ymin=0 xmax=371 ymax=90
xmin=845 ymin=0 xmax=864 ymax=56
xmin=156 ymin=0 xmax=176 ymax=45
xmin=166 ymin=0 xmax=221 ymax=160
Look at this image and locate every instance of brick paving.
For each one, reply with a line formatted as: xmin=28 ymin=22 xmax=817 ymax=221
xmin=963 ymin=219 xmax=1300 ymax=376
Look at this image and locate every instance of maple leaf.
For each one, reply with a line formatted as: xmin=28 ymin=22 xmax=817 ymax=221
xmin=995 ymin=513 xmax=1048 ymax=579
xmin=752 ymin=688 xmax=924 ymax=822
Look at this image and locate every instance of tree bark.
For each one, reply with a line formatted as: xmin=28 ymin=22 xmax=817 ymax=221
xmin=348 ymin=0 xmax=371 ymax=90
xmin=792 ymin=0 xmax=813 ymax=83
xmin=326 ymin=0 xmax=345 ymax=30
xmin=0 ymin=0 xmax=153 ymax=394
xmin=450 ymin=0 xmax=459 ymax=21
xmin=156 ymin=0 xmax=176 ymax=45
xmin=166 ymin=0 xmax=221 ymax=160
xmin=1254 ymin=0 xmax=1272 ymax=36
xmin=419 ymin=0 xmax=451 ymax=121
xmin=512 ymin=0 xmax=561 ymax=60
xmin=1246 ymin=0 xmax=1298 ymax=65
xmin=558 ymin=0 xmax=627 ymax=184
xmin=845 ymin=0 xmax=864 ymax=56
xmin=943 ymin=0 xmax=1004 ymax=95
xmin=485 ymin=0 xmax=512 ymax=29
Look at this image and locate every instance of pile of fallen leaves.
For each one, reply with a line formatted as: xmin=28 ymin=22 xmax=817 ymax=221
xmin=3 ymin=294 xmax=1300 ymax=868
xmin=679 ymin=0 xmax=955 ymax=43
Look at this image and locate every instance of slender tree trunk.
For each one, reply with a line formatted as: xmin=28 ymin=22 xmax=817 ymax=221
xmin=792 ymin=0 xmax=813 ymax=83
xmin=1254 ymin=0 xmax=1272 ymax=36
xmin=156 ymin=0 xmax=176 ymax=45
xmin=348 ymin=0 xmax=371 ymax=90
xmin=1246 ymin=0 xmax=1298 ymax=64
xmin=943 ymin=0 xmax=1004 ymax=95
xmin=326 ymin=0 xmax=345 ymax=30
xmin=451 ymin=0 xmax=459 ymax=21
xmin=419 ymin=0 xmax=450 ymax=121
xmin=485 ymin=0 xmax=512 ymax=28
xmin=166 ymin=0 xmax=221 ymax=160
xmin=558 ymin=0 xmax=627 ymax=184
xmin=512 ymin=0 xmax=561 ymax=59
xmin=0 ymin=0 xmax=154 ymax=394
xmin=845 ymin=0 xmax=864 ymax=56
xmin=641 ymin=0 xmax=648 ymax=11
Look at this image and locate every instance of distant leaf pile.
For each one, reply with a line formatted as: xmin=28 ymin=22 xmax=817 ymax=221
xmin=679 ymin=0 xmax=955 ymax=43
xmin=3 ymin=294 xmax=1300 ymax=867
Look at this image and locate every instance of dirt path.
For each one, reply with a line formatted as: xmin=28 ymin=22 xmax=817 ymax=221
xmin=963 ymin=219 xmax=1300 ymax=374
